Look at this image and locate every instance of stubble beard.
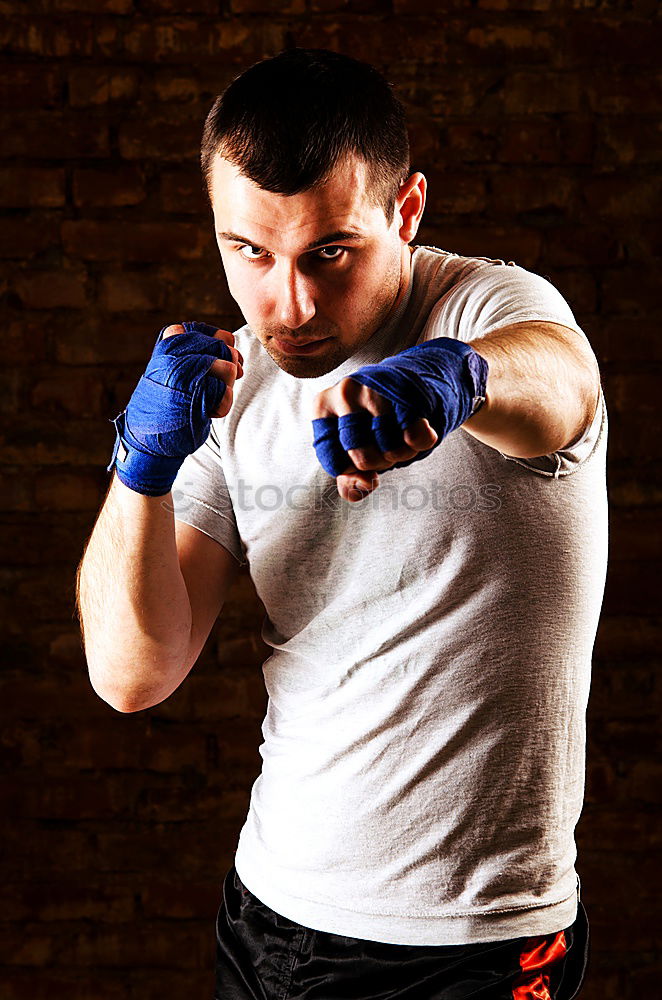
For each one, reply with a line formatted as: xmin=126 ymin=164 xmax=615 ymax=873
xmin=258 ymin=253 xmax=404 ymax=379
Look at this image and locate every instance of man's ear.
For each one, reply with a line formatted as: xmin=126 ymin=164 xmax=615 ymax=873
xmin=396 ymin=172 xmax=427 ymax=244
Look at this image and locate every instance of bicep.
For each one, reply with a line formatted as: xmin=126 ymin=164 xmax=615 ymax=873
xmin=175 ymin=520 xmax=241 ymax=663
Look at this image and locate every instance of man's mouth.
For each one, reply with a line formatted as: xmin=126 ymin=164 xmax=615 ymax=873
xmin=272 ymin=336 xmax=332 ymax=355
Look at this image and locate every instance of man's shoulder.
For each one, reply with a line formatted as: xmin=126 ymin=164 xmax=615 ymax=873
xmin=409 ymin=245 xmax=520 ymax=334
xmin=412 ymin=244 xmax=517 ymax=289
xmin=412 ymin=246 xmax=585 ymax=349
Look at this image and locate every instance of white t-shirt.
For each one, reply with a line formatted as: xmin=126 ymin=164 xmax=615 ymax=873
xmin=171 ymin=246 xmax=608 ymax=946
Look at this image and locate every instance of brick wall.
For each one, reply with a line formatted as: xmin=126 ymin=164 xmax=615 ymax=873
xmin=1 ymin=1 xmax=660 ymax=997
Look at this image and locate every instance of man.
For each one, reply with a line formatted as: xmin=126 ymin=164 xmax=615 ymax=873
xmin=77 ymin=48 xmax=606 ymax=999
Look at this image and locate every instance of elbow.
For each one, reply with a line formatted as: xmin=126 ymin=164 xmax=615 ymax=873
xmin=554 ymin=372 xmax=601 ymax=454
xmin=105 ymin=694 xmax=149 ymax=715
xmin=83 ymin=635 xmax=192 ymax=713
xmin=86 ymin=659 xmax=168 ymax=714
xmin=88 ymin=673 xmax=149 ymax=713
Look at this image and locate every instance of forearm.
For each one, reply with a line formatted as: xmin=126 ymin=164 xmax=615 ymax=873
xmin=76 ymin=472 xmax=194 ymax=713
xmin=462 ymin=321 xmax=601 ymax=459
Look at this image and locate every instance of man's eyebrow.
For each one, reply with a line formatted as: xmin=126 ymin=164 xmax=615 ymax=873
xmin=217 ymin=230 xmax=366 ymax=252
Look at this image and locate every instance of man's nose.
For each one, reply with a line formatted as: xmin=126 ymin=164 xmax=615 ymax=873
xmin=276 ymin=264 xmax=316 ymax=330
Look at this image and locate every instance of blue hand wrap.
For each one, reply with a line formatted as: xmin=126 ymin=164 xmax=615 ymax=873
xmin=106 ymin=321 xmax=233 ymax=497
xmin=311 ymin=337 xmax=489 ymax=478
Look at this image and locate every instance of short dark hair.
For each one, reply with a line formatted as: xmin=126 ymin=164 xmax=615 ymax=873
xmin=200 ymin=48 xmax=410 ymax=224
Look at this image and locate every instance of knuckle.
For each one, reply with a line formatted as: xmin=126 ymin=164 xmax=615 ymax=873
xmin=337 ymin=378 xmax=361 ymax=404
xmin=219 ymin=358 xmax=235 ymax=380
xmin=162 ymin=323 xmax=185 ymax=338
xmin=311 ymin=392 xmax=331 ymax=419
xmin=368 ymin=393 xmax=391 ymax=414
xmin=404 ymin=426 xmax=426 ymax=448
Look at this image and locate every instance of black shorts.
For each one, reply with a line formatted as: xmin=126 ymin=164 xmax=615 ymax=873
xmin=214 ymin=865 xmax=590 ymax=1000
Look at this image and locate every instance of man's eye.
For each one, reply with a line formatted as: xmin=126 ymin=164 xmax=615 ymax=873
xmin=317 ymin=246 xmax=345 ymax=261
xmin=239 ymin=245 xmax=267 ymax=261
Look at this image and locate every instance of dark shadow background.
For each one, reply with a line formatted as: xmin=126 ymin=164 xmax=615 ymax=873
xmin=1 ymin=2 xmax=660 ymax=997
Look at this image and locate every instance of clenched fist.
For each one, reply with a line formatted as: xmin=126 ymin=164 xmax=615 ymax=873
xmin=107 ymin=321 xmax=243 ymax=497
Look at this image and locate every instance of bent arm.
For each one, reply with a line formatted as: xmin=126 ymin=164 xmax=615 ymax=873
xmin=76 ymin=472 xmax=239 ymax=713
xmin=462 ymin=320 xmax=601 ymax=459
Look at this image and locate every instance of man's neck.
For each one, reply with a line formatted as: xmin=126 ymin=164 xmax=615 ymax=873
xmin=387 ymin=243 xmax=414 ymax=322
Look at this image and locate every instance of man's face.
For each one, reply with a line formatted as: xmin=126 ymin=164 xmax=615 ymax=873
xmin=209 ymin=154 xmax=413 ymax=378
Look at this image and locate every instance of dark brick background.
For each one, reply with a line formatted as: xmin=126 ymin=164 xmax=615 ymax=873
xmin=1 ymin=1 xmax=660 ymax=997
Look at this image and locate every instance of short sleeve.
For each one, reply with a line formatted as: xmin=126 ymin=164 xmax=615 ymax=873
xmin=170 ymin=423 xmax=247 ymax=566
xmin=423 ymin=259 xmax=591 ymax=348
xmin=496 ymin=383 xmax=606 ymax=479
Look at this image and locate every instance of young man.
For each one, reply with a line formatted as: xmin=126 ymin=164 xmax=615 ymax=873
xmin=77 ymin=49 xmax=606 ymax=999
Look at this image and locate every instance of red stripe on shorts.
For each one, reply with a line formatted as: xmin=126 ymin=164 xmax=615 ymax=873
xmin=511 ymin=930 xmax=568 ymax=999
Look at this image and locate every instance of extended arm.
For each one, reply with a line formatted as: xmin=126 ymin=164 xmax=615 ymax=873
xmin=311 ymin=319 xmax=601 ymax=501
